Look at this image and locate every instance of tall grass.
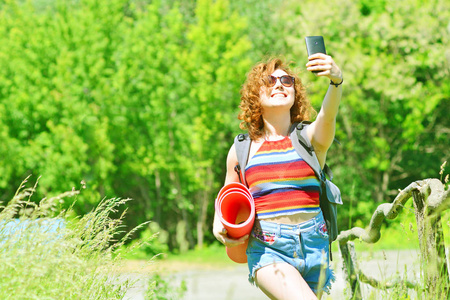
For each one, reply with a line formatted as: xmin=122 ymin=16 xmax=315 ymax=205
xmin=0 ymin=177 xmax=150 ymax=299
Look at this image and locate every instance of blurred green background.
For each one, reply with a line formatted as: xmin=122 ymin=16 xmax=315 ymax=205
xmin=0 ymin=0 xmax=448 ymax=256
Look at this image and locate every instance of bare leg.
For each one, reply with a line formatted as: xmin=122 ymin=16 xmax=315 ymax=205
xmin=255 ymin=263 xmax=318 ymax=300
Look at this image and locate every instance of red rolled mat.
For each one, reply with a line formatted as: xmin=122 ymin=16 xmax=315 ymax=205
xmin=215 ymin=182 xmax=255 ymax=263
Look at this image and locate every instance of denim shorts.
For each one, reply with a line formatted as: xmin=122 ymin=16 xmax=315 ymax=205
xmin=246 ymin=211 xmax=335 ymax=294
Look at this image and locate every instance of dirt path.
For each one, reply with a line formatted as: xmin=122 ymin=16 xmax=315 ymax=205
xmin=123 ymin=249 xmax=422 ymax=300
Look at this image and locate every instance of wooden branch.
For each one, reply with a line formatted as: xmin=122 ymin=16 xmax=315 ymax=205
xmin=425 ymin=179 xmax=450 ymax=215
xmin=358 ymin=270 xmax=417 ymax=289
xmin=339 ymin=241 xmax=363 ymax=299
xmin=338 ymin=181 xmax=417 ymax=244
xmin=338 ymin=178 xmax=450 ymax=298
xmin=337 ymin=179 xmax=449 ymax=245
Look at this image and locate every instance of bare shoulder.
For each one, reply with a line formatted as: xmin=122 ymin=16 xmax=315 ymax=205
xmin=227 ymin=143 xmax=238 ymax=164
xmin=225 ymin=143 xmax=240 ymax=184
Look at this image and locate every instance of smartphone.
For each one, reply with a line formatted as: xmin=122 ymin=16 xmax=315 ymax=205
xmin=305 ymin=36 xmax=327 ymax=56
xmin=305 ymin=36 xmax=327 ymax=73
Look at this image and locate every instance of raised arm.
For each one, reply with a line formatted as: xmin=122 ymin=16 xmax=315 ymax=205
xmin=305 ymin=53 xmax=343 ymax=168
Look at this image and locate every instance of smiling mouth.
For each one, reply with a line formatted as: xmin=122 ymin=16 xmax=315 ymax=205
xmin=271 ymin=93 xmax=287 ymax=97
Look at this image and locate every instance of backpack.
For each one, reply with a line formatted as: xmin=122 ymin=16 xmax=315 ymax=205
xmin=233 ymin=121 xmax=343 ymax=250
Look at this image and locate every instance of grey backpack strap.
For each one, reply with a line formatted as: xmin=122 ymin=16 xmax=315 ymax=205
xmin=233 ymin=133 xmax=251 ymax=186
xmin=291 ymin=122 xmax=335 ymax=180
xmin=323 ymin=164 xmax=333 ymax=181
xmin=290 ymin=122 xmax=324 ymax=181
xmin=292 ymin=122 xmax=342 ymax=254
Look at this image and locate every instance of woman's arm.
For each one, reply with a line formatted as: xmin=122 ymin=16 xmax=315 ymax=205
xmin=213 ymin=143 xmax=249 ymax=246
xmin=305 ymin=53 xmax=343 ymax=168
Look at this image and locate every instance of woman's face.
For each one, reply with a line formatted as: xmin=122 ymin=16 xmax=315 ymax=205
xmin=259 ymin=69 xmax=295 ymax=112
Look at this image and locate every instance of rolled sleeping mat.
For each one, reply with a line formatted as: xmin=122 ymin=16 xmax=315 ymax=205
xmin=215 ymin=182 xmax=255 ymax=263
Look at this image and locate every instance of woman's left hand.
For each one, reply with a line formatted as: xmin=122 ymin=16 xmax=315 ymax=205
xmin=306 ymin=53 xmax=342 ymax=83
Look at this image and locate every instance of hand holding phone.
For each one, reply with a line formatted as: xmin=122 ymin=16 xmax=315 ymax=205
xmin=305 ymin=36 xmax=327 ymax=73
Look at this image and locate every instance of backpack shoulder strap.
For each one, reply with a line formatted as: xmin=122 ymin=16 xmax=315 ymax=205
xmin=290 ymin=122 xmax=331 ymax=181
xmin=233 ymin=133 xmax=251 ymax=186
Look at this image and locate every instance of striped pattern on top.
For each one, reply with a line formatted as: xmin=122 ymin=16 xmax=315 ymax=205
xmin=245 ymin=136 xmax=321 ymax=219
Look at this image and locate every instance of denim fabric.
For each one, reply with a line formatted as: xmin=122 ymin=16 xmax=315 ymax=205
xmin=246 ymin=211 xmax=335 ymax=294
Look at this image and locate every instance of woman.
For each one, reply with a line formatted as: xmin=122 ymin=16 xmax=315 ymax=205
xmin=213 ymin=53 xmax=343 ymax=300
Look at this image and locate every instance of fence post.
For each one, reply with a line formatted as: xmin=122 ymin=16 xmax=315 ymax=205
xmin=339 ymin=241 xmax=362 ymax=300
xmin=412 ymin=187 xmax=449 ymax=298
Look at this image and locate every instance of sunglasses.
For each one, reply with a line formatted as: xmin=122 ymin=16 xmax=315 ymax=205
xmin=267 ymin=75 xmax=295 ymax=87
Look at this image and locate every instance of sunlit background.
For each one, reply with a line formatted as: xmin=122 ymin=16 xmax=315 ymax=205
xmin=0 ymin=0 xmax=448 ymax=299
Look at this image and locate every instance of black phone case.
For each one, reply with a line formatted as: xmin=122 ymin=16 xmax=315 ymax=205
xmin=305 ymin=36 xmax=327 ymax=56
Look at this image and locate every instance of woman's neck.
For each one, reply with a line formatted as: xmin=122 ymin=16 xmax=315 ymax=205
xmin=262 ymin=113 xmax=291 ymax=141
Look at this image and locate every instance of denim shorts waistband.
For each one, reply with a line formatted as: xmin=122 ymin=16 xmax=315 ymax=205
xmin=255 ymin=211 xmax=324 ymax=235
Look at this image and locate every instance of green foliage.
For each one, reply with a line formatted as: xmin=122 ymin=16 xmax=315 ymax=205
xmin=119 ymin=222 xmax=169 ymax=260
xmin=0 ymin=0 xmax=448 ymax=253
xmin=284 ymin=0 xmax=449 ymax=228
xmin=166 ymin=242 xmax=233 ymax=266
xmin=146 ymin=273 xmax=187 ymax=300
xmin=0 ymin=0 xmax=253 ymax=250
xmin=0 ymin=177 xmax=147 ymax=299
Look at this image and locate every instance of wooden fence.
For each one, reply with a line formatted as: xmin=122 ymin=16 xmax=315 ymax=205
xmin=337 ymin=178 xmax=450 ymax=299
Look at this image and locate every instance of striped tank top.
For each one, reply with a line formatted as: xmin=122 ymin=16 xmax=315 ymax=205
xmin=245 ymin=136 xmax=321 ymax=219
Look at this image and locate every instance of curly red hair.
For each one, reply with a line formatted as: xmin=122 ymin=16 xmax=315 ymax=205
xmin=238 ymin=57 xmax=313 ymax=140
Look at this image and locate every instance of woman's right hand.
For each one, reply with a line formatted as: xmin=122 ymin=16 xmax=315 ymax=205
xmin=213 ymin=144 xmax=250 ymax=247
xmin=213 ymin=212 xmax=249 ymax=247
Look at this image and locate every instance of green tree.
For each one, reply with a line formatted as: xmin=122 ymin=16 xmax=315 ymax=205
xmin=181 ymin=0 xmax=252 ymax=247
xmin=284 ymin=0 xmax=449 ymax=227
